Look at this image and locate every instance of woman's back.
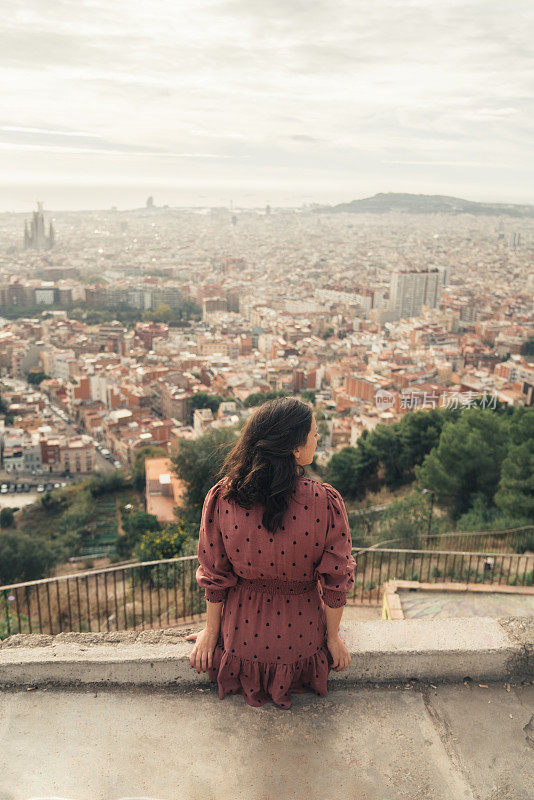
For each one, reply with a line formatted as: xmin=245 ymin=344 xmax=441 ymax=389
xmin=195 ymin=474 xmax=357 ymax=708
xmin=219 ymin=475 xmax=344 ymax=581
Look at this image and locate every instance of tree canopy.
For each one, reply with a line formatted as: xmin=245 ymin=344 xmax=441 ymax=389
xmin=171 ymin=426 xmax=238 ymax=522
xmin=325 ymin=405 xmax=534 ymax=528
xmin=415 ymin=407 xmax=509 ymax=520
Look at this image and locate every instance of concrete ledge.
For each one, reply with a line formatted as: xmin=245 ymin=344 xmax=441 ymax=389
xmin=0 ymin=616 xmax=532 ymax=688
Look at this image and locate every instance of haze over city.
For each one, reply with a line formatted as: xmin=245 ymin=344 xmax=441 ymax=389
xmin=2 ymin=0 xmax=534 ymax=211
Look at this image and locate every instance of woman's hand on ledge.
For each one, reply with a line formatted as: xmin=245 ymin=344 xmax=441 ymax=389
xmin=185 ymin=627 xmax=219 ymax=673
xmin=326 ymin=633 xmax=351 ymax=671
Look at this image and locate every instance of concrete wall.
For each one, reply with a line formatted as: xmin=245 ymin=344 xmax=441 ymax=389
xmin=0 ymin=615 xmax=532 ymax=688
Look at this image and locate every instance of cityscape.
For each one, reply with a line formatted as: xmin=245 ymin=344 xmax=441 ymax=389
xmin=0 ymin=196 xmax=532 ymax=497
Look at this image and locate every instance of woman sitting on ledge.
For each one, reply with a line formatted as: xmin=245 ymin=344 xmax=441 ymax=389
xmin=186 ymin=395 xmax=357 ymax=710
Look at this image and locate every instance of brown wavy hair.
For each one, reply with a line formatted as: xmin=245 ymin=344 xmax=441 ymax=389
xmin=216 ymin=396 xmax=313 ymax=533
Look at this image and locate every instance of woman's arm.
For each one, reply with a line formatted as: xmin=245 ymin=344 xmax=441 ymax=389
xmin=186 ymin=599 xmax=224 ymax=673
xmin=195 ymin=481 xmax=238 ymax=603
xmin=206 ymin=598 xmax=223 ymax=635
xmin=324 ymin=604 xmax=344 ymax=642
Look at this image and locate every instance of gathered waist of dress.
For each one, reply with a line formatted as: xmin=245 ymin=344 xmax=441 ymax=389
xmin=235 ymin=575 xmax=318 ymax=595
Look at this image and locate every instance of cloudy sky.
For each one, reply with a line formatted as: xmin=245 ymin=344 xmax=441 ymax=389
xmin=2 ymin=0 xmax=533 ymax=210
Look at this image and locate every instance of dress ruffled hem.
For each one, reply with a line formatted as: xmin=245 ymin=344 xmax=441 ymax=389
xmin=207 ymin=641 xmax=333 ymax=709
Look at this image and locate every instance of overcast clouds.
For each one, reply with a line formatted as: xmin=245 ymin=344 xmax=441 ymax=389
xmin=1 ymin=0 xmax=533 ymax=209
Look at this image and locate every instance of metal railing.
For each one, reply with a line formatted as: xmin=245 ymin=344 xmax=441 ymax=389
xmin=421 ymin=526 xmax=534 ymax=555
xmin=1 ymin=556 xmax=204 ymax=638
xmin=348 ymin=546 xmax=534 ymax=605
xmin=348 ymin=522 xmax=534 ymax=557
xmin=1 ymin=546 xmax=533 ymax=637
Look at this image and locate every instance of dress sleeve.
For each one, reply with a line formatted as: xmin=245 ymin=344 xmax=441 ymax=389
xmin=195 ymin=480 xmax=237 ymax=602
xmin=315 ymin=482 xmax=357 ymax=608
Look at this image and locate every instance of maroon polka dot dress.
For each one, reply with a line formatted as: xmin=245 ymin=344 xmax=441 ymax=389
xmin=195 ymin=475 xmax=357 ymax=709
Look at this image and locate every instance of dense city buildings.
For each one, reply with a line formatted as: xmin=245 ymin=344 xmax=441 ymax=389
xmin=0 ymin=201 xmax=532 ymax=475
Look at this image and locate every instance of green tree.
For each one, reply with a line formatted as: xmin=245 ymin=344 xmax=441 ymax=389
xmin=456 ymin=494 xmax=532 ymax=533
xmin=189 ymin=391 xmax=224 ymax=414
xmin=117 ymin=510 xmax=161 ymax=559
xmin=398 ymin=409 xmax=451 ymax=474
xmin=415 ymin=407 xmax=509 ymax=521
xmin=171 ymin=427 xmax=238 ymax=522
xmin=243 ymin=389 xmax=290 ymax=407
xmin=134 ymin=522 xmax=190 ymax=562
xmin=324 ymin=446 xmax=359 ymax=496
xmin=494 ymin=439 xmax=534 ymax=521
xmin=301 ymin=389 xmax=316 ymax=404
xmin=379 ymin=491 xmax=436 ymax=547
xmin=166 ymin=298 xmax=201 ymax=325
xmin=0 ymin=507 xmax=14 ymax=528
xmin=27 ymin=371 xmax=50 ymax=385
xmin=88 ymin=470 xmax=126 ymax=497
xmin=368 ymin=424 xmax=406 ymax=487
xmin=133 ymin=522 xmax=194 ymax=587
xmin=58 ymin=489 xmax=95 ymax=536
xmin=324 ymin=431 xmax=381 ymax=499
xmin=0 ymin=395 xmax=14 ymax=425
xmin=40 ymin=491 xmax=65 ymax=511
xmin=324 ymin=410 xmax=452 ymax=500
xmin=142 ymin=303 xmax=174 ymax=323
xmin=123 ymin=510 xmax=161 ymax=538
xmin=131 ymin=445 xmax=167 ymax=492
xmin=0 ymin=530 xmax=57 ymax=584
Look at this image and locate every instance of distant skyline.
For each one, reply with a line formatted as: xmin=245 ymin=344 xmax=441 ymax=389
xmin=2 ymin=0 xmax=533 ymax=211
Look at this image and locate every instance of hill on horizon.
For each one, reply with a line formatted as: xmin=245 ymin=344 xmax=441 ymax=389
xmin=315 ymin=192 xmax=534 ymax=217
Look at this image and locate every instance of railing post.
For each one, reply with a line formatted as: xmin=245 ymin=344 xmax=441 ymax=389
xmin=3 ymin=589 xmax=11 ymax=637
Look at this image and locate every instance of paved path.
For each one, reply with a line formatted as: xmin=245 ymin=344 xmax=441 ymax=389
xmin=0 ymin=681 xmax=532 ymax=799
xmin=400 ymin=589 xmax=534 ymax=619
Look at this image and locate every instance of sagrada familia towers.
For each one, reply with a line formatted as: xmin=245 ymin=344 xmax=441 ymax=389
xmin=23 ymin=202 xmax=55 ymax=250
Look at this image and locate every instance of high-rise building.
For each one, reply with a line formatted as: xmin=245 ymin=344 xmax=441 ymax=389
xmin=23 ymin=202 xmax=54 ymax=250
xmin=388 ymin=268 xmax=442 ymax=319
xmin=509 ymin=231 xmax=522 ymax=247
